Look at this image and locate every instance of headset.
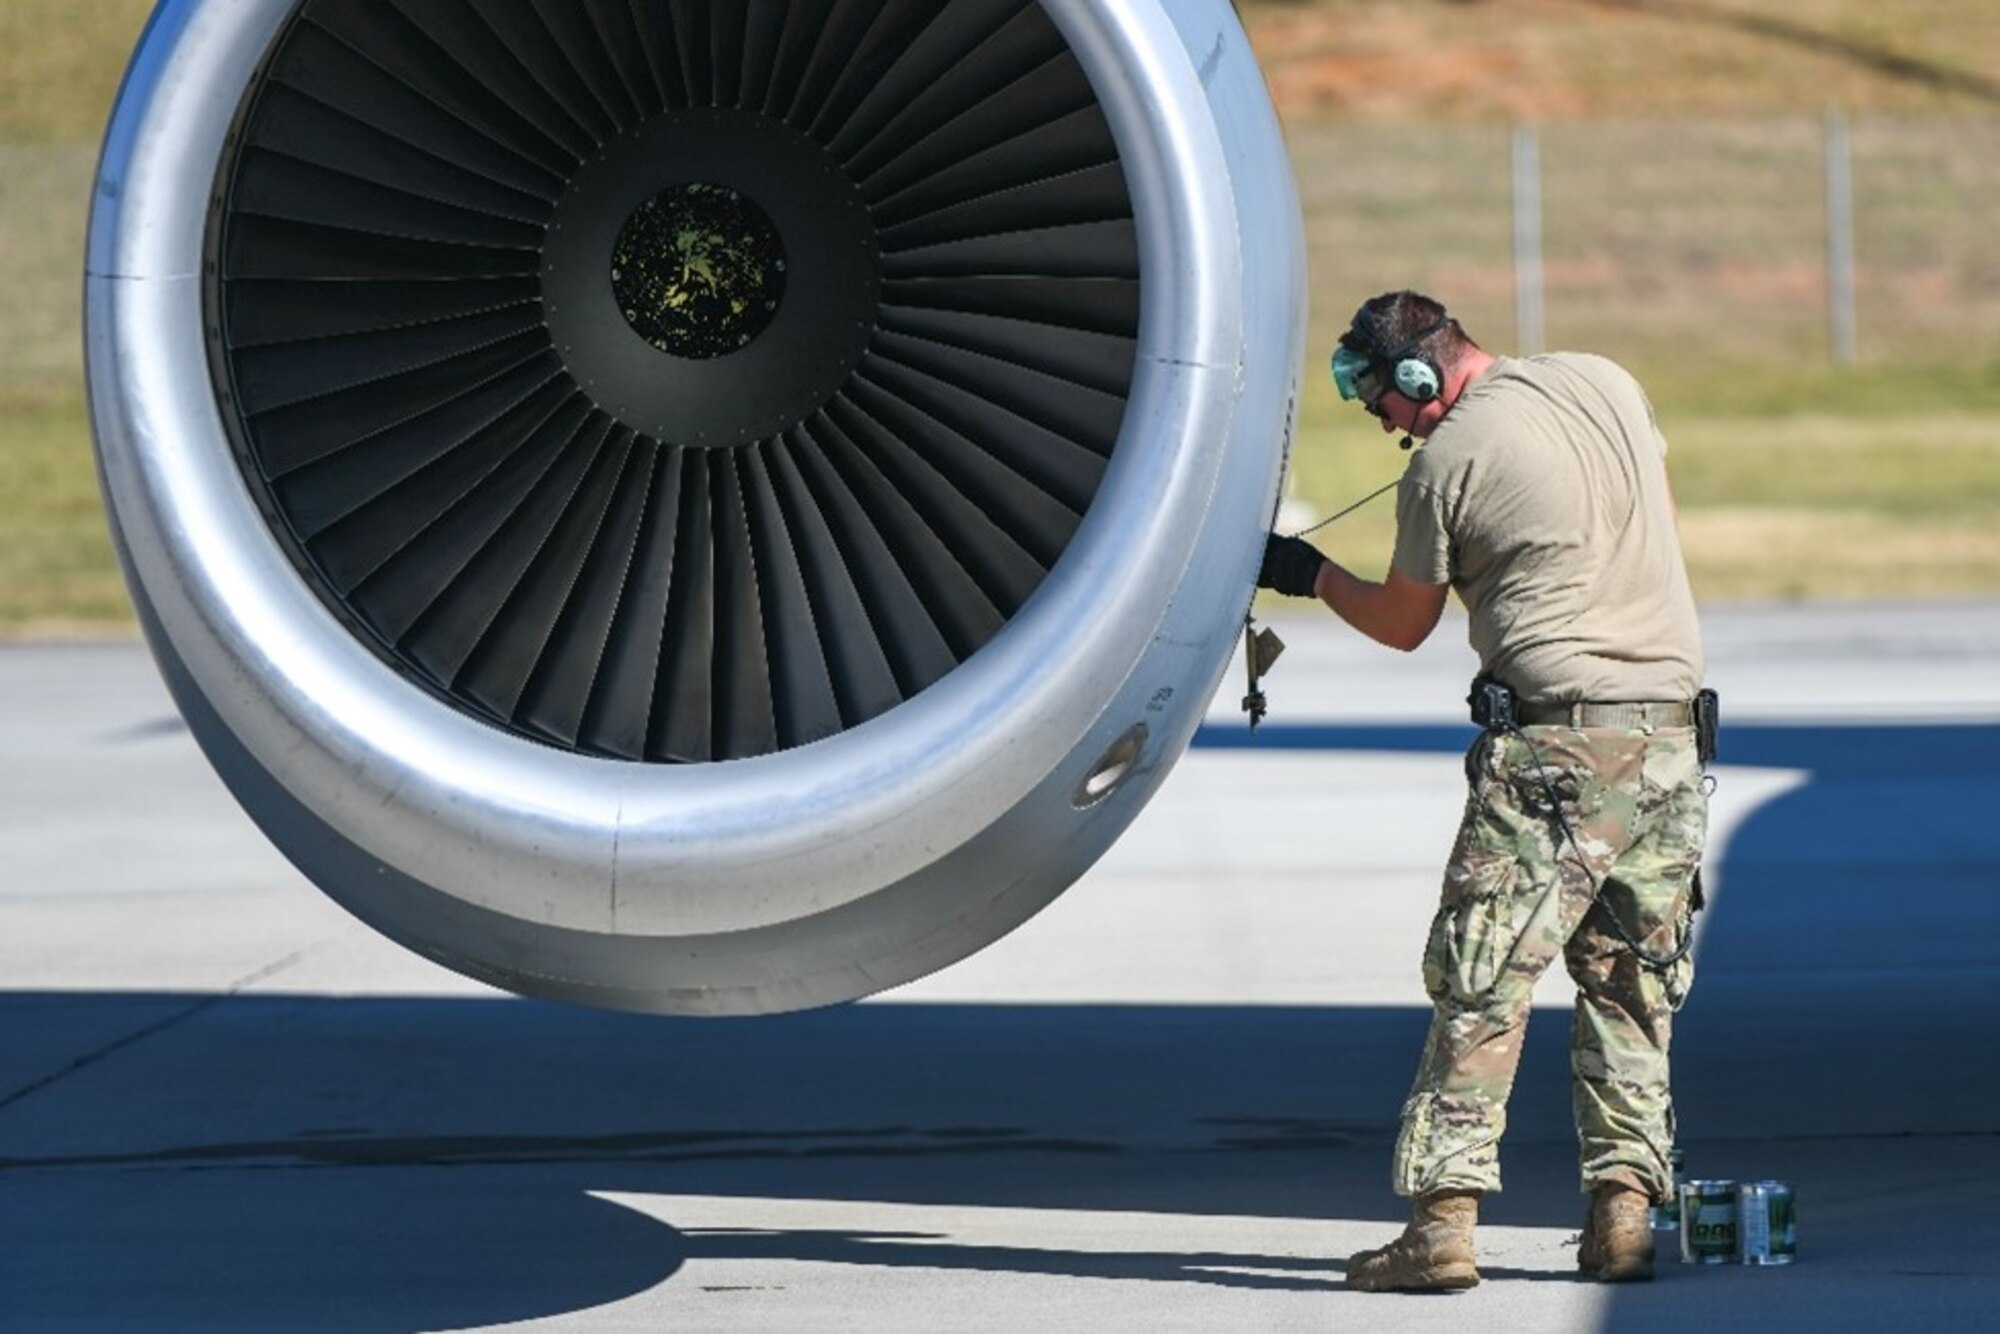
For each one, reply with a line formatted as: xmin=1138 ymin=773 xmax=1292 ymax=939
xmin=1330 ymin=302 xmax=1451 ymax=406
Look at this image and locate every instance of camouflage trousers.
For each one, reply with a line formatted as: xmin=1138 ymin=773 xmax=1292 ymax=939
xmin=1393 ymin=726 xmax=1707 ymax=1202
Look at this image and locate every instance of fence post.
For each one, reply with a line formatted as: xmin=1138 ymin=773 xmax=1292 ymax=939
xmin=1825 ymin=108 xmax=1858 ymax=366
xmin=1512 ymin=125 xmax=1545 ymax=356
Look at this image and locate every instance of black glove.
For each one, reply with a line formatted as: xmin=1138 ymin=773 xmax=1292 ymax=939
xmin=1258 ymin=533 xmax=1325 ymax=598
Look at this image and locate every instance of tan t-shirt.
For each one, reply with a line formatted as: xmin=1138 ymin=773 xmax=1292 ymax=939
xmin=1391 ymin=353 xmax=1703 ymax=703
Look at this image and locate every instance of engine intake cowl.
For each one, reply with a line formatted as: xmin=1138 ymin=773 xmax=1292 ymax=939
xmin=87 ymin=0 xmax=1304 ymax=1014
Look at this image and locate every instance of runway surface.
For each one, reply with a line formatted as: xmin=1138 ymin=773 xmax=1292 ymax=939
xmin=4 ymin=599 xmax=1997 ymax=1331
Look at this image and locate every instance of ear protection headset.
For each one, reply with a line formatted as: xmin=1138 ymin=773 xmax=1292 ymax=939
xmin=1331 ymin=305 xmax=1451 ymax=405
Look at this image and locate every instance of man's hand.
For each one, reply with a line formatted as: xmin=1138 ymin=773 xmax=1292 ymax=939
xmin=1258 ymin=534 xmax=1325 ymax=598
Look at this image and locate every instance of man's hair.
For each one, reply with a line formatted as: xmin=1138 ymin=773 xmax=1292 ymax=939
xmin=1343 ymin=289 xmax=1476 ymax=369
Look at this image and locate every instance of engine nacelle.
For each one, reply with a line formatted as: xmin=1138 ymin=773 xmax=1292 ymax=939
xmin=87 ymin=0 xmax=1304 ymax=1014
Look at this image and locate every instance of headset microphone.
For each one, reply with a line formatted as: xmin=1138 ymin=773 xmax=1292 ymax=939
xmin=1400 ymin=435 xmax=1414 ymax=451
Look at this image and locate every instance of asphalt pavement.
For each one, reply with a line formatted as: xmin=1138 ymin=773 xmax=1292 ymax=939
xmin=3 ymin=599 xmax=1997 ymax=1331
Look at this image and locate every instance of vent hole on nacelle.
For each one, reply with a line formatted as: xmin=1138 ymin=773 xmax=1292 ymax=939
xmin=1074 ymin=722 xmax=1147 ymax=809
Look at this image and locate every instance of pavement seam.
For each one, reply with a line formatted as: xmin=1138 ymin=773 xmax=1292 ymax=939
xmin=0 ymin=946 xmax=317 ymax=1114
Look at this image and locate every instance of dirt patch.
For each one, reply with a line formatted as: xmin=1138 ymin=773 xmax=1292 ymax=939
xmin=1241 ymin=0 xmax=2000 ymax=123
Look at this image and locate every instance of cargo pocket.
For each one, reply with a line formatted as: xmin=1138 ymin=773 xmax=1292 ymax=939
xmin=1425 ymin=839 xmax=1522 ymax=1006
xmin=1641 ymin=734 xmax=1700 ymax=796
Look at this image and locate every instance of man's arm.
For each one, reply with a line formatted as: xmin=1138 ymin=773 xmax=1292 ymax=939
xmin=1259 ymin=533 xmax=1448 ymax=651
xmin=1313 ymin=559 xmax=1448 ymax=652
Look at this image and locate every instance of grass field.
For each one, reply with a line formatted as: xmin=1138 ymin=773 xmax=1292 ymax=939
xmin=1286 ymin=364 xmax=2000 ymax=601
xmin=4 ymin=0 xmax=2000 ymax=631
xmin=0 ymin=385 xmax=127 ymax=633
xmin=0 ymin=0 xmax=153 ymax=143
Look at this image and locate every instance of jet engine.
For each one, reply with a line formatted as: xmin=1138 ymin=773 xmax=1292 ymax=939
xmin=86 ymin=0 xmax=1304 ymax=1014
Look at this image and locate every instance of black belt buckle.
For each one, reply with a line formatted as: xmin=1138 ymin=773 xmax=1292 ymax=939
xmin=1694 ymin=688 xmax=1719 ymax=764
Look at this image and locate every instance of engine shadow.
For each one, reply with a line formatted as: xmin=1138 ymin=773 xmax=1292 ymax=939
xmin=0 ymin=993 xmax=1594 ymax=1329
xmin=3 ymin=719 xmax=1992 ymax=1329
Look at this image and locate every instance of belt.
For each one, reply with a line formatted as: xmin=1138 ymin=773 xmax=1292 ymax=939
xmin=1516 ymin=699 xmax=1694 ymax=728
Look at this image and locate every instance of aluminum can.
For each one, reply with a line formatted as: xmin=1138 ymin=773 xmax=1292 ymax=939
xmin=1677 ymin=1179 xmax=1737 ymax=1264
xmin=1736 ymin=1181 xmax=1796 ymax=1265
xmin=1651 ymin=1147 xmax=1688 ymax=1232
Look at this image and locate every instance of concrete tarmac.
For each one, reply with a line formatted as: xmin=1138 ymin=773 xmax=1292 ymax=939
xmin=4 ymin=600 xmax=1998 ymax=1331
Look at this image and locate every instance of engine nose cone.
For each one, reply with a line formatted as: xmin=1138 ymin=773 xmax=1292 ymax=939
xmin=611 ymin=184 xmax=786 ymax=359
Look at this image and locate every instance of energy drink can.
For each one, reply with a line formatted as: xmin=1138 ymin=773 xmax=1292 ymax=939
xmin=1677 ymin=1180 xmax=1737 ymax=1264
xmin=1651 ymin=1147 xmax=1688 ymax=1232
xmin=1737 ymin=1181 xmax=1797 ymax=1265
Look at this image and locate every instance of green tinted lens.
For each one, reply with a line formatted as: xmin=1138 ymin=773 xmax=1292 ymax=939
xmin=1330 ymin=344 xmax=1372 ymax=401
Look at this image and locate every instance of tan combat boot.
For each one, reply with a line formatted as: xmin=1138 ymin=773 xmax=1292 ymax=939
xmin=1344 ymin=1190 xmax=1481 ymax=1292
xmin=1578 ymin=1182 xmax=1655 ymax=1282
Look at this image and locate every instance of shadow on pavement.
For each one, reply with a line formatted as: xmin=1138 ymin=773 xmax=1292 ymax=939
xmin=676 ymin=1227 xmax=1346 ymax=1291
xmin=3 ymin=721 xmax=1994 ymax=1329
xmin=0 ymin=993 xmax=1591 ymax=1329
xmin=1206 ymin=718 xmax=2000 ymax=1331
xmin=7 ymin=1168 xmax=680 ymax=1332
xmin=1201 ymin=719 xmax=2000 ymax=1136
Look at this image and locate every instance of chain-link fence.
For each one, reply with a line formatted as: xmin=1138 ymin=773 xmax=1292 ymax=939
xmin=1289 ymin=115 xmax=2000 ymax=375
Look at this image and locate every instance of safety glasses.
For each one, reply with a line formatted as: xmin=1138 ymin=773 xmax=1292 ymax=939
xmin=1330 ymin=343 xmax=1386 ymax=408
